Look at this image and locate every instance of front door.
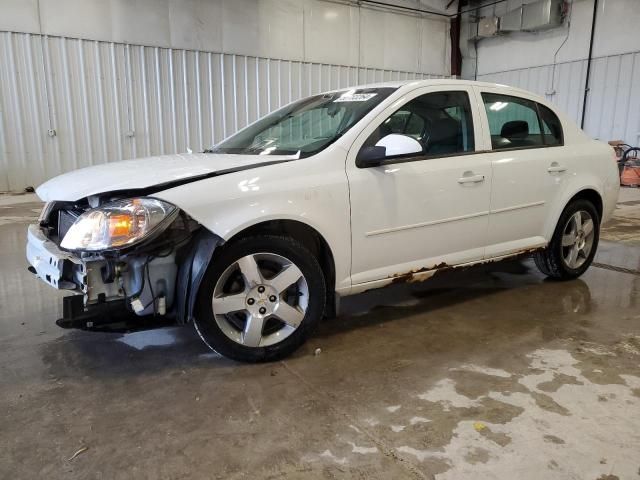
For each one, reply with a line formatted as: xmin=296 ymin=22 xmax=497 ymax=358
xmin=346 ymin=86 xmax=492 ymax=287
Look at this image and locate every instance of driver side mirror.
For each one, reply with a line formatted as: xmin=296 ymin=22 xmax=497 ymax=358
xmin=356 ymin=145 xmax=387 ymax=167
xmin=356 ymin=134 xmax=423 ymax=168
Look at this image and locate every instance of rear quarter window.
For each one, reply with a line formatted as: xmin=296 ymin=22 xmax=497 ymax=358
xmin=537 ymin=103 xmax=564 ymax=146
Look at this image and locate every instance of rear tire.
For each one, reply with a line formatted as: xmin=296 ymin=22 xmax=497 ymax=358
xmin=194 ymin=235 xmax=326 ymax=362
xmin=534 ymin=199 xmax=600 ymax=280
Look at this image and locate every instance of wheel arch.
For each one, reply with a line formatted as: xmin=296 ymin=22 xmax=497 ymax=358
xmin=545 ymin=186 xmax=604 ymax=241
xmin=569 ymin=188 xmax=603 ymax=220
xmin=224 ymin=219 xmax=338 ymax=318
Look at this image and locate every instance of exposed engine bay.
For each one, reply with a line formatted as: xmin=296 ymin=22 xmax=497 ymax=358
xmin=27 ymin=192 xmax=220 ymax=331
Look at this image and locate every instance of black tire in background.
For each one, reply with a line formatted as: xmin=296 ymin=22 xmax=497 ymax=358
xmin=194 ymin=235 xmax=326 ymax=362
xmin=534 ymin=198 xmax=600 ymax=280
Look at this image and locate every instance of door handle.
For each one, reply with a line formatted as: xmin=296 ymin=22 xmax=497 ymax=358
xmin=458 ymin=173 xmax=485 ymax=184
xmin=547 ymin=162 xmax=567 ymax=173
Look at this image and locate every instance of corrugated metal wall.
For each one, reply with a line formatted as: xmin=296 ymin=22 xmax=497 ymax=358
xmin=477 ymin=50 xmax=640 ymax=147
xmin=0 ymin=31 xmax=449 ymax=192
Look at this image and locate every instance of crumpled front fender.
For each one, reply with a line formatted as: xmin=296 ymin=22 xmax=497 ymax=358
xmin=175 ymin=228 xmax=223 ymax=324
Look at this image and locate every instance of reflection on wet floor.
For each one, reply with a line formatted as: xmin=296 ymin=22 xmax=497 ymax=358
xmin=2 ymin=197 xmax=640 ymax=479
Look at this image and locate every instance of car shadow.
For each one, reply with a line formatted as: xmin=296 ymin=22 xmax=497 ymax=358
xmin=37 ymin=258 xmax=594 ymax=379
xmin=319 ymin=259 xmax=591 ymax=334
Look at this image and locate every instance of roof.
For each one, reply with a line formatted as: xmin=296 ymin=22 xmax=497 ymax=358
xmin=341 ymin=78 xmax=510 ymax=90
xmin=325 ymin=78 xmax=546 ymax=104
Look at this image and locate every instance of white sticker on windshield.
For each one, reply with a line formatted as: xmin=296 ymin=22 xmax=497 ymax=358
xmin=334 ymin=93 xmax=377 ymax=102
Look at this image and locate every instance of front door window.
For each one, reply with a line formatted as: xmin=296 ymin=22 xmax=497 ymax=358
xmin=361 ymin=90 xmax=475 ymax=160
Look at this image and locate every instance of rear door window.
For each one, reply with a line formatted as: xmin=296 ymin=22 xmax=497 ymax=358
xmin=482 ymin=93 xmax=544 ymax=150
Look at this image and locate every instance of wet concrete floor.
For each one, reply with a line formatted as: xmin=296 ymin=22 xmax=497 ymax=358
xmin=1 ymin=195 xmax=640 ymax=479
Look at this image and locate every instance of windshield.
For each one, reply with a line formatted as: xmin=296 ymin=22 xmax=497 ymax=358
xmin=209 ymin=87 xmax=396 ymax=157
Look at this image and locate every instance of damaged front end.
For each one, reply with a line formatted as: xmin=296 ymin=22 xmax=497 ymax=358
xmin=26 ymin=195 xmax=221 ymax=331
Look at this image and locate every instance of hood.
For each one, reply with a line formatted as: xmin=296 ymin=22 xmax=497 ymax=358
xmin=36 ymin=152 xmax=296 ymax=202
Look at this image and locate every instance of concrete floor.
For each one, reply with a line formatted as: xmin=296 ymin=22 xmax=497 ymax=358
xmin=2 ymin=192 xmax=640 ymax=480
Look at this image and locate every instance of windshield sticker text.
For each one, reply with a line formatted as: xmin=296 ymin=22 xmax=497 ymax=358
xmin=334 ymin=93 xmax=378 ymax=102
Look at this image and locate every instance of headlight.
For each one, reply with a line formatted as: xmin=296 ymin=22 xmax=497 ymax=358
xmin=60 ymin=198 xmax=178 ymax=251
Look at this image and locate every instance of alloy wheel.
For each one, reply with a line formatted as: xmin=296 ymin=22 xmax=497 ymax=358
xmin=561 ymin=210 xmax=595 ymax=269
xmin=212 ymin=253 xmax=309 ymax=348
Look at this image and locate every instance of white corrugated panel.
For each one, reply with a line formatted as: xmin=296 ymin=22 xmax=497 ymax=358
xmin=0 ymin=32 xmax=449 ymax=192
xmin=0 ymin=33 xmax=50 ymax=189
xmin=477 ymin=51 xmax=640 ymax=146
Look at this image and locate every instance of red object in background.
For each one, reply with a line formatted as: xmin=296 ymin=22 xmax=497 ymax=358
xmin=621 ymin=164 xmax=640 ymax=186
xmin=618 ymin=147 xmax=640 ymax=187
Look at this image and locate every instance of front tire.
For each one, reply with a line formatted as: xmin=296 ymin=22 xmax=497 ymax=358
xmin=534 ymin=199 xmax=600 ymax=280
xmin=194 ymin=235 xmax=326 ymax=362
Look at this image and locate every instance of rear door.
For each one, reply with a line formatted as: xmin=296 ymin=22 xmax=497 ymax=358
xmin=475 ymin=88 xmax=567 ymax=257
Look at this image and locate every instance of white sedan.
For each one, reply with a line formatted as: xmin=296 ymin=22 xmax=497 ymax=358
xmin=27 ymin=80 xmax=619 ymax=362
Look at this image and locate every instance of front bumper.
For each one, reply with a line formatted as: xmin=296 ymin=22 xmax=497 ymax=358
xmin=26 ymin=224 xmax=84 ymax=290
